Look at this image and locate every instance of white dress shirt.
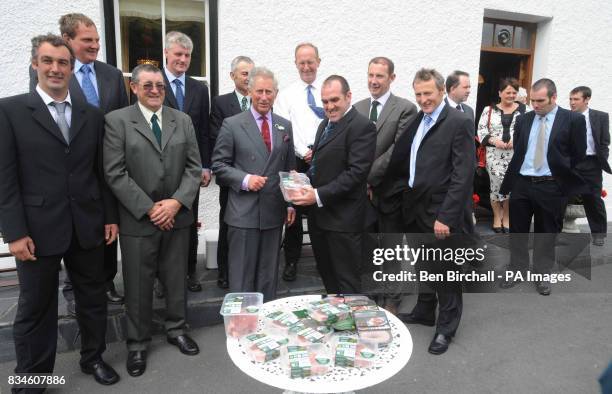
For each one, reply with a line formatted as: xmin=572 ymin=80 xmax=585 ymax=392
xmin=583 ymin=109 xmax=596 ymax=155
xmin=369 ymin=89 xmax=391 ymax=119
xmin=36 ymin=85 xmax=72 ymax=127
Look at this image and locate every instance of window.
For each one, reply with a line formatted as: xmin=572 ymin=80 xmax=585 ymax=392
xmin=113 ymin=0 xmax=210 ymax=81
xmin=481 ymin=19 xmax=535 ymax=52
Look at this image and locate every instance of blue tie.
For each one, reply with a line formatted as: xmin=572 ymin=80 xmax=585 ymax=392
xmin=307 ymin=85 xmax=325 ymax=119
xmin=80 ymin=64 xmax=99 ymax=107
xmin=173 ymin=79 xmax=184 ymax=111
xmin=308 ymin=122 xmax=336 ymax=177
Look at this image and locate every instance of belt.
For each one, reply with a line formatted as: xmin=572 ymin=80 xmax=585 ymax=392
xmin=521 ymin=175 xmax=556 ymax=183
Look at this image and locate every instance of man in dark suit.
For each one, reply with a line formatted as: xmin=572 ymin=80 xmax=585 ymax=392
xmin=444 ymin=70 xmax=474 ymax=123
xmin=104 ymin=64 xmax=202 ymax=377
xmin=0 ymin=34 xmax=120 ymax=389
xmin=29 ymin=13 xmax=130 ymax=307
xmin=162 ymin=31 xmax=211 ymax=291
xmin=209 ymin=56 xmax=254 ymax=289
xmin=212 ymin=67 xmax=296 ymax=301
xmin=354 ymin=56 xmax=417 ymax=314
xmin=500 ymin=78 xmax=587 ymax=295
xmin=569 ymin=86 xmax=610 ymax=246
xmin=386 ymin=68 xmax=475 ymax=355
xmin=293 ymin=75 xmax=376 ymax=294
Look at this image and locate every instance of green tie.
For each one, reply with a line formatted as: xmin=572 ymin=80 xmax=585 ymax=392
xmin=151 ymin=113 xmax=162 ymax=147
xmin=370 ymin=100 xmax=380 ymax=122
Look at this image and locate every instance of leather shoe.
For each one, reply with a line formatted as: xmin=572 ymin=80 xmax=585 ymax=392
xmin=592 ymin=236 xmax=605 ymax=246
xmin=126 ymin=350 xmax=147 ymax=377
xmin=397 ymin=312 xmax=435 ymax=326
xmin=282 ymin=262 xmax=297 ymax=281
xmin=187 ymin=275 xmax=202 ymax=292
xmin=217 ymin=277 xmax=229 ymax=289
xmin=535 ymin=280 xmax=551 ymax=296
xmin=428 ymin=333 xmax=452 ymax=355
xmin=493 ymin=227 xmax=503 ymax=233
xmin=66 ymin=299 xmax=76 ymax=317
xmin=167 ymin=334 xmax=199 ymax=355
xmin=81 ymin=360 xmax=120 ymax=385
xmin=106 ymin=288 xmax=124 ymax=304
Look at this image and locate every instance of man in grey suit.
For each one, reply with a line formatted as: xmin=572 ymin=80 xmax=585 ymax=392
xmin=104 ymin=64 xmax=202 ymax=377
xmin=445 ymin=70 xmax=474 ymax=123
xmin=354 ymin=57 xmax=417 ymax=314
xmin=212 ymin=67 xmax=296 ymax=301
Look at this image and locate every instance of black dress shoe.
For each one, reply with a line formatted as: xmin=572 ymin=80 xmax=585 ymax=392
xmin=126 ymin=350 xmax=147 ymax=377
xmin=428 ymin=333 xmax=452 ymax=355
xmin=502 ymin=227 xmax=510 ymax=233
xmin=217 ymin=277 xmax=229 ymax=289
xmin=282 ymin=262 xmax=297 ymax=281
xmin=493 ymin=227 xmax=503 ymax=233
xmin=535 ymin=280 xmax=551 ymax=296
xmin=397 ymin=312 xmax=435 ymax=326
xmin=81 ymin=360 xmax=120 ymax=385
xmin=106 ymin=289 xmax=124 ymax=304
xmin=66 ymin=299 xmax=76 ymax=317
xmin=187 ymin=275 xmax=202 ymax=292
xmin=168 ymin=334 xmax=199 ymax=355
xmin=592 ymin=236 xmax=605 ymax=246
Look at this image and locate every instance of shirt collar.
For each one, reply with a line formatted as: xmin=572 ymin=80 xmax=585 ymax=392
xmin=250 ymin=107 xmax=272 ymax=123
xmin=542 ymin=105 xmax=559 ymax=121
xmin=445 ymin=96 xmax=461 ymax=109
xmin=75 ymin=58 xmax=95 ymax=76
xmin=36 ymin=84 xmax=71 ymax=106
xmin=235 ymin=90 xmax=249 ymax=104
xmin=424 ymin=100 xmax=446 ymax=122
xmin=164 ymin=67 xmax=185 ymax=86
xmin=300 ymin=78 xmax=321 ymax=90
xmin=371 ymin=90 xmax=391 ymax=107
xmin=137 ymin=101 xmax=162 ymax=124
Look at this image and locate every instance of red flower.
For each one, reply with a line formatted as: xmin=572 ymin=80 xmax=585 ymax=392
xmin=602 ymin=189 xmax=607 ymax=198
xmin=472 ymin=194 xmax=480 ymax=205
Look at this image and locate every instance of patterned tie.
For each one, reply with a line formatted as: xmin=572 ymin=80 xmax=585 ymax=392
xmin=307 ymin=85 xmax=325 ymax=119
xmin=51 ymin=101 xmax=70 ymax=143
xmin=370 ymin=100 xmax=380 ymax=122
xmin=534 ymin=116 xmax=547 ymax=169
xmin=260 ymin=116 xmax=271 ymax=152
xmin=241 ymin=96 xmax=248 ymax=111
xmin=308 ymin=122 xmax=336 ymax=177
xmin=80 ymin=64 xmax=100 ymax=107
xmin=151 ymin=113 xmax=162 ymax=147
xmin=173 ymin=79 xmax=184 ymax=111
xmin=424 ymin=114 xmax=433 ymax=129
xmin=456 ymin=104 xmax=462 ymax=111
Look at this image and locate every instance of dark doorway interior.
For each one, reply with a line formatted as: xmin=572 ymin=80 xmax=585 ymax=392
xmin=476 ymin=52 xmax=526 ymax=122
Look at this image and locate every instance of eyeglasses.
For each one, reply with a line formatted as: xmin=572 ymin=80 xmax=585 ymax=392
xmin=142 ymin=83 xmax=166 ymax=92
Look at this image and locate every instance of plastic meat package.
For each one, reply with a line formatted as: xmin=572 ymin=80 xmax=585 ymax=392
xmin=308 ymin=300 xmax=351 ymax=324
xmin=265 ymin=310 xmax=302 ymax=336
xmin=279 ymin=171 xmax=312 ymax=202
xmin=220 ymin=293 xmax=262 ymax=338
xmin=333 ymin=336 xmax=378 ymax=368
xmin=282 ymin=344 xmax=332 ymax=378
xmin=354 ymin=310 xmax=393 ymax=346
xmin=242 ymin=332 xmax=289 ymax=363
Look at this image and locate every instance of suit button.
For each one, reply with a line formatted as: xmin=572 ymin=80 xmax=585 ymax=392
xmin=65 ymin=148 xmax=70 ymax=154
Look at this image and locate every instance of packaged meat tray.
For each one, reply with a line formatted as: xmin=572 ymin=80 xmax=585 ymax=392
xmin=279 ymin=171 xmax=313 ymax=202
xmin=354 ymin=310 xmax=393 ymax=346
xmin=308 ymin=301 xmax=350 ymax=324
xmin=333 ymin=336 xmax=378 ymax=368
xmin=265 ymin=310 xmax=302 ymax=336
xmin=220 ymin=292 xmax=263 ymax=338
xmin=281 ymin=344 xmax=332 ymax=378
xmin=242 ymin=332 xmax=288 ymax=363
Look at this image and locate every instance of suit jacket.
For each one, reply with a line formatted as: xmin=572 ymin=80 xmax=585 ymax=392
xmin=587 ymin=108 xmax=611 ymax=173
xmin=163 ymin=72 xmax=211 ymax=167
xmin=354 ymin=94 xmax=417 ymax=212
xmin=0 ymin=92 xmax=118 ymax=255
xmin=445 ymin=97 xmax=474 ymax=123
xmin=308 ymin=107 xmax=377 ymax=232
xmin=386 ymin=104 xmax=475 ymax=233
xmin=29 ymin=61 xmax=129 ymax=115
xmin=211 ymin=111 xmax=295 ymax=230
xmin=500 ymin=107 xmax=587 ymax=196
xmin=103 ymin=104 xmax=202 ymax=236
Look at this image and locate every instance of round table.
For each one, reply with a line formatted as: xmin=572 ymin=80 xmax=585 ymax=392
xmin=226 ymin=295 xmax=412 ymax=394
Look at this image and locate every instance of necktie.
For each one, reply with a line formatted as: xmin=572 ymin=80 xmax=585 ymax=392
xmin=260 ymin=116 xmax=271 ymax=152
xmin=80 ymin=64 xmax=100 ymax=107
xmin=307 ymin=85 xmax=325 ymax=119
xmin=456 ymin=104 xmax=462 ymax=111
xmin=308 ymin=122 xmax=336 ymax=177
xmin=173 ymin=79 xmax=184 ymax=111
xmin=370 ymin=100 xmax=380 ymax=122
xmin=51 ymin=101 xmax=70 ymax=143
xmin=151 ymin=113 xmax=162 ymax=147
xmin=241 ymin=96 xmax=248 ymax=111
xmin=409 ymin=115 xmax=434 ymax=187
xmin=533 ymin=116 xmax=547 ymax=169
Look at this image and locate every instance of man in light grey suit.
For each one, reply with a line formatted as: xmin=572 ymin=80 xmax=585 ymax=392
xmin=104 ymin=64 xmax=202 ymax=377
xmin=354 ymin=57 xmax=417 ymax=314
xmin=212 ymin=67 xmax=296 ymax=301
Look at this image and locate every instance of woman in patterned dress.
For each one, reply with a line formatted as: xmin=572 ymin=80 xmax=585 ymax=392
xmin=477 ymin=77 xmax=527 ymax=232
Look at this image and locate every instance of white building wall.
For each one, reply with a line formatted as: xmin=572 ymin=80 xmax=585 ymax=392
xmin=0 ymin=1 xmax=611 ymax=229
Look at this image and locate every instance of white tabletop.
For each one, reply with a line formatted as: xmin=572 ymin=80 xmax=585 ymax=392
xmin=226 ymin=295 xmax=413 ymax=393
